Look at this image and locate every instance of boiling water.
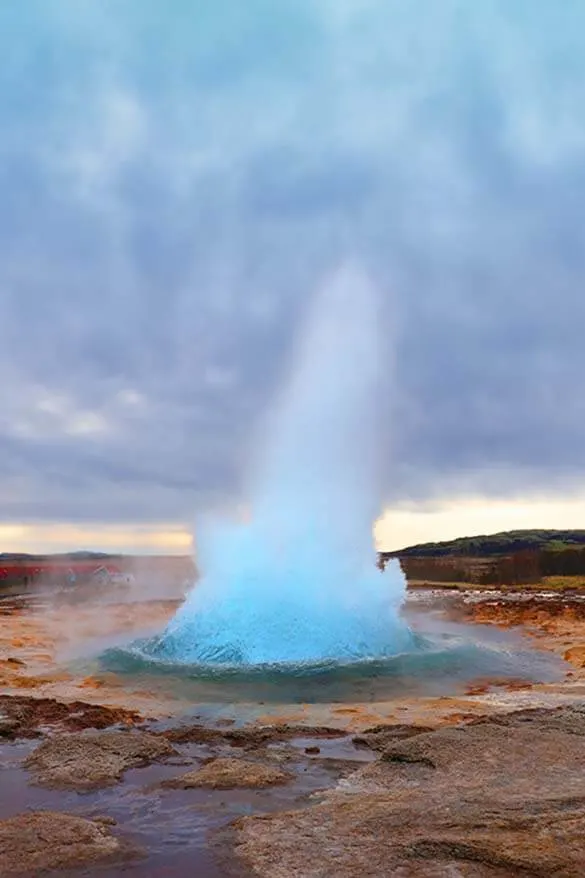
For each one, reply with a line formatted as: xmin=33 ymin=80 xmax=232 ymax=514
xmin=155 ymin=265 xmax=414 ymax=666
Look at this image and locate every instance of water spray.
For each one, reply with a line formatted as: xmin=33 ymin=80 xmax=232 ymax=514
xmin=155 ymin=264 xmax=414 ymax=666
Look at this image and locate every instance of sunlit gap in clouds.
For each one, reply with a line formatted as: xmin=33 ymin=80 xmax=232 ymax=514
xmin=0 ymin=523 xmax=192 ymax=556
xmin=5 ymin=493 xmax=585 ymax=558
xmin=376 ymin=494 xmax=585 ymax=551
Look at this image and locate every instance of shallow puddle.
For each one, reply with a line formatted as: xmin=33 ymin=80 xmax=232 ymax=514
xmin=0 ymin=733 xmax=372 ymax=876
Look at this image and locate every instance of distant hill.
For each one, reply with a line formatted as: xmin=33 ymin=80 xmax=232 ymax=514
xmin=379 ymin=529 xmax=585 ymax=588
xmin=384 ymin=529 xmax=585 ymax=559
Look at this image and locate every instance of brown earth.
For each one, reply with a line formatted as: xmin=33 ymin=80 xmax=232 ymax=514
xmin=451 ymin=593 xmax=585 ymax=682
xmin=0 ymin=597 xmax=182 ymax=714
xmin=233 ymin=704 xmax=585 ymax=877
xmin=0 ymin=694 xmax=141 ymax=739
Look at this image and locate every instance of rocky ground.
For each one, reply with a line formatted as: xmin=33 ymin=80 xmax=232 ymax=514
xmin=0 ymin=811 xmax=134 ymax=875
xmin=0 ymin=595 xmax=182 ymax=714
xmin=2 ymin=586 xmax=585 ymax=875
xmin=3 ymin=702 xmax=585 ymax=875
xmin=234 ymin=705 xmax=585 ymax=877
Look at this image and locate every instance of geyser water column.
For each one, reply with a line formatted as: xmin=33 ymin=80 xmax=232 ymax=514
xmin=159 ymin=264 xmax=414 ymax=666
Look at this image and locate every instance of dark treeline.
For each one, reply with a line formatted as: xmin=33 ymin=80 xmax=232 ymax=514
xmin=387 ymin=547 xmax=585 ymax=586
xmin=379 ymin=530 xmax=585 ymax=586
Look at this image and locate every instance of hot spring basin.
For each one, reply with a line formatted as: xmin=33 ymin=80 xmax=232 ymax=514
xmin=97 ymin=612 xmax=566 ymax=708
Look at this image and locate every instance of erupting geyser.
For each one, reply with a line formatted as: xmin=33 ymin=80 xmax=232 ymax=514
xmin=157 ymin=264 xmax=414 ymax=666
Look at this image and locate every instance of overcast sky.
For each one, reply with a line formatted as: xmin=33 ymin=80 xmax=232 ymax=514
xmin=2 ymin=1 xmax=585 ymax=552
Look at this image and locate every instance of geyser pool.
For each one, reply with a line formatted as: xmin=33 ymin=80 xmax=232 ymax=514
xmin=154 ymin=264 xmax=415 ymax=667
xmin=99 ymin=605 xmax=566 ymax=705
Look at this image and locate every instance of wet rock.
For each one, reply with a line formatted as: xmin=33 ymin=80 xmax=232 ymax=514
xmin=92 ymin=815 xmax=118 ymax=827
xmin=304 ymin=746 xmax=320 ymax=755
xmin=159 ymin=725 xmax=228 ymax=747
xmin=161 ymin=723 xmax=346 ymax=750
xmin=462 ymin=594 xmax=585 ymax=630
xmin=24 ymin=730 xmax=177 ymax=789
xmin=0 ymin=713 xmax=20 ymax=739
xmin=352 ymin=723 xmax=433 ymax=752
xmin=0 ymin=694 xmax=142 ymax=739
xmin=262 ymin=745 xmax=298 ymax=765
xmin=163 ymin=757 xmax=293 ymax=790
xmin=1 ymin=657 xmax=26 ymax=668
xmin=233 ymin=706 xmax=585 ymax=877
xmin=469 ymin=702 xmax=585 ymax=736
xmin=0 ymin=811 xmax=133 ymax=874
xmin=465 ymin=682 xmax=490 ymax=696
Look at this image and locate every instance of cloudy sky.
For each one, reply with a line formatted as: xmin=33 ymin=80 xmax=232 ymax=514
xmin=1 ymin=1 xmax=585 ymax=554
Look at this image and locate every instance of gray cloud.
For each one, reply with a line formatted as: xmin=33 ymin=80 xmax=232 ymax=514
xmin=1 ymin=0 xmax=585 ymax=525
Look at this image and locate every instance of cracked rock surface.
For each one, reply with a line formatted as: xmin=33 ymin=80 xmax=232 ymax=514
xmin=233 ymin=705 xmax=585 ymax=877
xmin=0 ymin=811 xmax=133 ymax=874
xmin=163 ymin=757 xmax=293 ymax=790
xmin=24 ymin=729 xmax=176 ymax=789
